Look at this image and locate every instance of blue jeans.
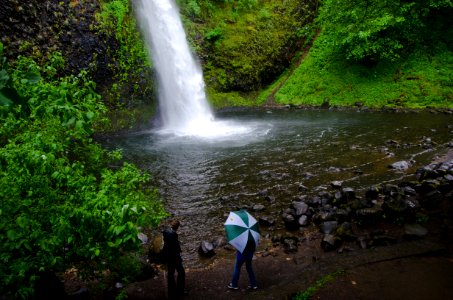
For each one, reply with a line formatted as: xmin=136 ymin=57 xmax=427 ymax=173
xmin=231 ymin=250 xmax=257 ymax=287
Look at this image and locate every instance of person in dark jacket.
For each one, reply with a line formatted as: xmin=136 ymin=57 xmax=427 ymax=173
xmin=162 ymin=220 xmax=186 ymax=298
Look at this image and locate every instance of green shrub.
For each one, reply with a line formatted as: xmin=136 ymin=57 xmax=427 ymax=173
xmin=0 ymin=51 xmax=166 ymax=298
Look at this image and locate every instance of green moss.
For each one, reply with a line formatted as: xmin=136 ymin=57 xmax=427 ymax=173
xmin=96 ymin=0 xmax=153 ymax=109
xmin=273 ymin=32 xmax=453 ymax=109
xmin=293 ymin=269 xmax=345 ymax=300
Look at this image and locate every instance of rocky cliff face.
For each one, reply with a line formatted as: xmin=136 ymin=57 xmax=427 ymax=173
xmin=0 ymin=0 xmax=154 ymax=110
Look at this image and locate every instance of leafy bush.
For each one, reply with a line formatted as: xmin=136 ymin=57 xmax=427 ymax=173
xmin=319 ymin=0 xmax=453 ymax=62
xmin=0 ymin=49 xmax=166 ymax=298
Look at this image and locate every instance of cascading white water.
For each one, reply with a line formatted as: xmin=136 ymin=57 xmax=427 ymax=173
xmin=135 ymin=0 xmax=268 ymax=139
xmin=135 ymin=0 xmax=214 ymax=136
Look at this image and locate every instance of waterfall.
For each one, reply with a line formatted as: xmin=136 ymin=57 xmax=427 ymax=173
xmin=135 ymin=0 xmax=215 ymax=135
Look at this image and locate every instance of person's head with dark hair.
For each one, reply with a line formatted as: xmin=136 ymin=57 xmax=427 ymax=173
xmin=171 ymin=220 xmax=180 ymax=231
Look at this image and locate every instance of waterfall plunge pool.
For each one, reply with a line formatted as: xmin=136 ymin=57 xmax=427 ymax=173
xmin=100 ymin=108 xmax=452 ymax=267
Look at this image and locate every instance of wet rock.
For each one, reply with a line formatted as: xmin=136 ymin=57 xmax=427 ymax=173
xmin=319 ymin=191 xmax=333 ymax=206
xmin=312 ymin=210 xmax=336 ymax=224
xmin=321 ymin=234 xmax=338 ymax=251
xmin=258 ymin=189 xmax=268 ymax=196
xmin=333 ymin=208 xmax=350 ymax=223
xmin=283 ymin=237 xmax=298 ymax=253
xmin=330 ymin=181 xmax=343 ymax=189
xmin=264 ymin=195 xmax=276 ymax=203
xmin=212 ymin=236 xmax=227 ymax=248
xmin=282 ymin=213 xmax=298 ymax=231
xmin=298 ymin=215 xmax=309 ymax=226
xmin=259 ymin=216 xmax=275 ymax=227
xmin=198 ymin=241 xmax=216 ymax=257
xmin=252 ymin=204 xmax=266 ymax=212
xmin=298 ymin=183 xmax=309 ymax=191
xmin=335 ymin=222 xmax=354 ymax=240
xmin=357 ymin=236 xmax=368 ymax=249
xmin=306 ymin=196 xmax=322 ymax=207
xmin=302 ymin=172 xmax=315 ymax=180
xmin=404 ymin=223 xmax=428 ymax=239
xmin=292 ymin=201 xmax=308 ymax=216
xmin=320 ymin=221 xmax=338 ymax=234
xmin=389 ymin=160 xmax=410 ymax=171
xmin=137 ymin=232 xmax=148 ymax=244
xmin=402 ymin=185 xmax=417 ymax=196
xmin=382 ymin=184 xmax=401 ymax=197
xmin=342 ymin=187 xmax=356 ymax=200
xmin=355 ymin=206 xmax=383 ymax=224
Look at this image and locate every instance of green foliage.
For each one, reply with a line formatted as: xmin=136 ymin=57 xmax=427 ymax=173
xmin=273 ymin=33 xmax=453 ymax=108
xmin=0 ymin=52 xmax=166 ymax=298
xmin=96 ymin=0 xmax=151 ymax=108
xmin=179 ymin=0 xmax=318 ymax=102
xmin=270 ymin=0 xmax=453 ymax=109
xmin=319 ymin=0 xmax=453 ymax=62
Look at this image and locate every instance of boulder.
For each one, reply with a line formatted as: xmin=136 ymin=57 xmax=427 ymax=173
xmin=404 ymin=223 xmax=428 ymax=239
xmin=283 ymin=238 xmax=298 ymax=253
xmin=137 ymin=232 xmax=148 ymax=244
xmin=282 ymin=213 xmax=298 ymax=231
xmin=212 ymin=236 xmax=227 ymax=248
xmin=389 ymin=160 xmax=410 ymax=171
xmin=198 ymin=240 xmax=216 ymax=257
xmin=320 ymin=221 xmax=338 ymax=234
xmin=365 ymin=185 xmax=381 ymax=200
xmin=298 ymin=215 xmax=309 ymax=226
xmin=292 ymin=201 xmax=309 ymax=216
xmin=259 ymin=216 xmax=275 ymax=227
xmin=321 ymin=234 xmax=338 ymax=251
xmin=252 ymin=204 xmax=266 ymax=212
xmin=330 ymin=181 xmax=343 ymax=189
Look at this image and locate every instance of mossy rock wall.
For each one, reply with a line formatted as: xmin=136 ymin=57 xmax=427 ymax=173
xmin=0 ymin=0 xmax=155 ymax=112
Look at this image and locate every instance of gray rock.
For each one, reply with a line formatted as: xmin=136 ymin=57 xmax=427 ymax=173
xmin=404 ymin=223 xmax=428 ymax=238
xmin=331 ymin=181 xmax=343 ymax=189
xmin=198 ymin=240 xmax=216 ymax=257
xmin=259 ymin=216 xmax=275 ymax=227
xmin=292 ymin=201 xmax=309 ymax=216
xmin=283 ymin=238 xmax=298 ymax=253
xmin=212 ymin=236 xmax=227 ymax=248
xmin=321 ymin=234 xmax=337 ymax=251
xmin=320 ymin=221 xmax=338 ymax=234
xmin=298 ymin=215 xmax=309 ymax=226
xmin=389 ymin=160 xmax=410 ymax=171
xmin=137 ymin=232 xmax=148 ymax=244
xmin=252 ymin=204 xmax=266 ymax=212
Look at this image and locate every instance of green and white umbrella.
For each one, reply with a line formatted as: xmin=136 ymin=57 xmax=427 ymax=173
xmin=224 ymin=210 xmax=260 ymax=253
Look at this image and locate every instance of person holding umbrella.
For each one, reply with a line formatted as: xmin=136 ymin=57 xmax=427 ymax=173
xmin=224 ymin=210 xmax=260 ymax=290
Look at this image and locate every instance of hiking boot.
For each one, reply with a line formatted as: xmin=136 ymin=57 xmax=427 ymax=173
xmin=227 ymin=283 xmax=239 ymax=290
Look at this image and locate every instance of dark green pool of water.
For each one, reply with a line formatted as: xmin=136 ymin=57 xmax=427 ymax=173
xmin=101 ymin=109 xmax=452 ymax=266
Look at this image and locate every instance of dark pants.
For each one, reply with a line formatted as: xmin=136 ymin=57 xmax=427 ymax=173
xmin=167 ymin=259 xmax=185 ymax=298
xmin=231 ymin=250 xmax=257 ymax=287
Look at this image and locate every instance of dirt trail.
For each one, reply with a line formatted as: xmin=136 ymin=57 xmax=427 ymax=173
xmin=126 ymin=236 xmax=451 ymax=300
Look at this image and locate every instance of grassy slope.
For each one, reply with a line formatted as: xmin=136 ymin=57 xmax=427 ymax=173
xmin=179 ymin=0 xmax=317 ymax=109
xmin=178 ymin=1 xmax=453 ymax=110
xmin=270 ymin=32 xmax=453 ymax=108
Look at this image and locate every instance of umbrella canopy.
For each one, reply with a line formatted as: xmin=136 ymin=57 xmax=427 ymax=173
xmin=224 ymin=210 xmax=260 ymax=253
